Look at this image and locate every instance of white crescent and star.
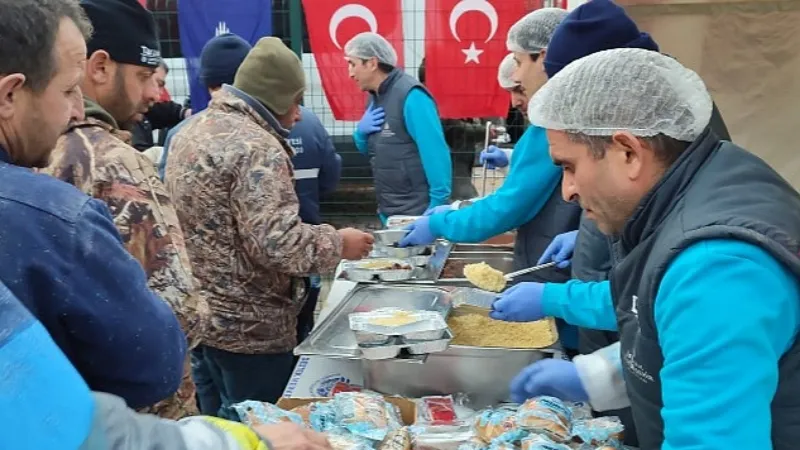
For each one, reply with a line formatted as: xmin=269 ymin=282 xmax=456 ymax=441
xmin=329 ymin=4 xmax=378 ymax=49
xmin=449 ymin=0 xmax=499 ymax=64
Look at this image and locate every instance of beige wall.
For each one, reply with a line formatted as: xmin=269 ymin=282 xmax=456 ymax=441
xmin=619 ymin=0 xmax=800 ymax=186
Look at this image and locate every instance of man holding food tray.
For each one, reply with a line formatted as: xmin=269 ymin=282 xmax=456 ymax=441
xmin=492 ymin=48 xmax=800 ymax=450
xmin=166 ymin=37 xmax=375 ymax=418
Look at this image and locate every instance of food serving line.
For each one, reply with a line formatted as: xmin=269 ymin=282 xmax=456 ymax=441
xmin=264 ymin=217 xmax=631 ymax=449
xmin=285 ymin=218 xmax=564 ymax=406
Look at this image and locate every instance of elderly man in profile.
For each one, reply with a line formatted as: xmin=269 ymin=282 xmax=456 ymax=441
xmin=492 ymin=48 xmax=800 ymax=450
xmin=0 ymin=0 xmax=186 ymax=411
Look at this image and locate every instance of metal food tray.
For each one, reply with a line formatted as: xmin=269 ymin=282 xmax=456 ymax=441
xmin=294 ymin=284 xmax=455 ymax=359
xmin=339 ymin=241 xmax=453 ymax=284
xmin=437 ymin=252 xmax=516 ymax=285
xmin=345 ymin=258 xmax=415 ymax=283
xmin=357 ymin=329 xmax=453 ymax=360
xmin=385 ymin=215 xmax=422 ymax=229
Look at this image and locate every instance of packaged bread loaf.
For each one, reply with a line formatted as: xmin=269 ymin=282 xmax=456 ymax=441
xmin=333 ymin=392 xmax=402 ymax=441
xmin=516 ymin=397 xmax=572 ymax=442
xmin=472 ymin=407 xmax=518 ymax=443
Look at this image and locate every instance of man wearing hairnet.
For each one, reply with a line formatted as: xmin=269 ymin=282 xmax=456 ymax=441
xmin=492 ymin=48 xmax=800 ymax=450
xmin=399 ymin=9 xmax=583 ymax=352
xmin=506 ymin=1 xmax=734 ymax=445
xmin=476 ymin=53 xmax=529 ymax=170
xmin=345 ymin=32 xmax=452 ymax=222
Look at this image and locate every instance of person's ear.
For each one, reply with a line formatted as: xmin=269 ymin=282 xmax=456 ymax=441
xmin=0 ymin=74 xmax=27 ymax=120
xmin=86 ymin=50 xmax=114 ymax=85
xmin=610 ymin=131 xmax=647 ymax=181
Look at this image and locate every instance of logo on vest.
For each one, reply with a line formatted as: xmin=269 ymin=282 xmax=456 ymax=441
xmin=631 ymin=295 xmax=639 ymax=318
xmin=380 ymin=121 xmax=394 ymax=138
xmin=288 ymin=137 xmax=304 ymax=154
xmin=624 ymin=350 xmax=654 ymax=384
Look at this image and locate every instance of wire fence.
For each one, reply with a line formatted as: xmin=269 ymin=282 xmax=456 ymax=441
xmin=148 ymin=0 xmax=535 ymax=229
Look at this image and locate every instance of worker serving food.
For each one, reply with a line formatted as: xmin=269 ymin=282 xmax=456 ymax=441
xmin=492 ymin=48 xmax=800 ymax=450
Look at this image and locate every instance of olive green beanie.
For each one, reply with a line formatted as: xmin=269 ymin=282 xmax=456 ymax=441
xmin=233 ymin=37 xmax=305 ymax=115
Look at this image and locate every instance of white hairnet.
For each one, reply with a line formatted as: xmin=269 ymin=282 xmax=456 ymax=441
xmin=528 ymin=48 xmax=713 ymax=142
xmin=497 ymin=53 xmax=518 ymax=90
xmin=344 ymin=32 xmax=398 ymax=66
xmin=506 ymin=8 xmax=569 ymax=54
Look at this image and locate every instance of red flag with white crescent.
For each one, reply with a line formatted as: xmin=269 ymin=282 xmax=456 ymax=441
xmin=425 ymin=0 xmax=526 ymax=118
xmin=302 ymin=0 xmax=404 ymax=121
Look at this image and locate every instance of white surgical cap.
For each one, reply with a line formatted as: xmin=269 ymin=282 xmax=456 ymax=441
xmin=528 ymin=48 xmax=713 ymax=142
xmin=497 ymin=53 xmax=518 ymax=90
xmin=506 ymin=8 xmax=569 ymax=54
xmin=344 ymin=32 xmax=398 ymax=67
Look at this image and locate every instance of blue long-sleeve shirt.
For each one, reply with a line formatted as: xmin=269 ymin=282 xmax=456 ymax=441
xmin=428 ymin=125 xmax=561 ymax=241
xmin=354 ymin=88 xmax=452 ymax=210
xmin=542 ymin=239 xmax=800 ymax=449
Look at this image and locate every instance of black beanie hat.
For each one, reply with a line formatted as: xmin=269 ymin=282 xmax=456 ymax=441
xmin=81 ymin=0 xmax=161 ymax=68
xmin=199 ymin=33 xmax=252 ymax=88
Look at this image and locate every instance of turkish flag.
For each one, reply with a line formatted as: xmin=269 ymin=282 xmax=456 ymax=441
xmin=425 ymin=0 xmax=526 ymax=118
xmin=302 ymin=0 xmax=404 ymax=121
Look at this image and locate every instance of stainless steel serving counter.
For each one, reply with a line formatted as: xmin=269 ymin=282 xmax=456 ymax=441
xmin=297 ymin=243 xmax=561 ymax=407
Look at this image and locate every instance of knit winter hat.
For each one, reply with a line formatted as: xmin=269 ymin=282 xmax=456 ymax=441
xmin=81 ymin=0 xmax=161 ymax=68
xmin=200 ymin=33 xmax=252 ymax=88
xmin=233 ymin=37 xmax=305 ymax=115
xmin=544 ymin=0 xmax=659 ymax=78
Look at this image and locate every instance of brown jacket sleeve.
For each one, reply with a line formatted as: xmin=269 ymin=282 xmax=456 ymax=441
xmin=46 ymin=125 xmax=209 ymax=347
xmin=230 ymin=141 xmax=343 ymax=276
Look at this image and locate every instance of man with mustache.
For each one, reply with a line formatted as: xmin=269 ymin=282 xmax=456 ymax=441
xmin=40 ymin=0 xmax=209 ymax=419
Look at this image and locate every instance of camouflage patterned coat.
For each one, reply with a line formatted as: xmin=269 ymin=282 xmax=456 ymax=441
xmin=165 ymin=86 xmax=343 ymax=355
xmin=41 ymin=98 xmax=210 ymax=420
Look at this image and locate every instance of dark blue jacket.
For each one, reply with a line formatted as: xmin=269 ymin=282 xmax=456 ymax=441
xmin=288 ymin=106 xmax=341 ymax=225
xmin=0 ymin=149 xmax=186 ymax=409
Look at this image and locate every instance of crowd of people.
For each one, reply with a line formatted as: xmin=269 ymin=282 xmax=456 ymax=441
xmin=1 ymin=0 xmax=798 ymax=449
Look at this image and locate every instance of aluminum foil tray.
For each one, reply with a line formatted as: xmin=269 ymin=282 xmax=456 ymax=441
xmin=295 ymin=284 xmax=456 ymax=359
xmin=357 ymin=330 xmax=454 ymax=360
xmin=340 ymin=241 xmax=453 ymax=284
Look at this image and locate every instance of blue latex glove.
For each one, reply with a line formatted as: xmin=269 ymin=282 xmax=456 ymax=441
xmin=423 ymin=205 xmax=452 ymax=216
xmin=478 ymin=145 xmax=509 ymax=169
xmin=490 ymin=282 xmax=545 ymax=322
xmin=510 ymin=359 xmax=589 ymax=404
xmin=537 ymin=230 xmax=578 ymax=269
xmin=398 ymin=216 xmax=437 ymax=247
xmin=357 ymin=105 xmax=385 ymax=135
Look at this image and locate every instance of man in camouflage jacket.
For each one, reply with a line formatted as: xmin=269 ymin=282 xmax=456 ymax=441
xmin=165 ymin=37 xmax=374 ymax=419
xmin=39 ymin=0 xmax=209 ymax=419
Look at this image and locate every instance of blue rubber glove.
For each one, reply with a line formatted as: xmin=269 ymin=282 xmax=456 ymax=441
xmin=398 ymin=216 xmax=437 ymax=247
xmin=490 ymin=282 xmax=545 ymax=322
xmin=510 ymin=359 xmax=589 ymax=404
xmin=537 ymin=230 xmax=579 ymax=269
xmin=423 ymin=205 xmax=452 ymax=216
xmin=357 ymin=105 xmax=385 ymax=135
xmin=478 ymin=145 xmax=509 ymax=169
